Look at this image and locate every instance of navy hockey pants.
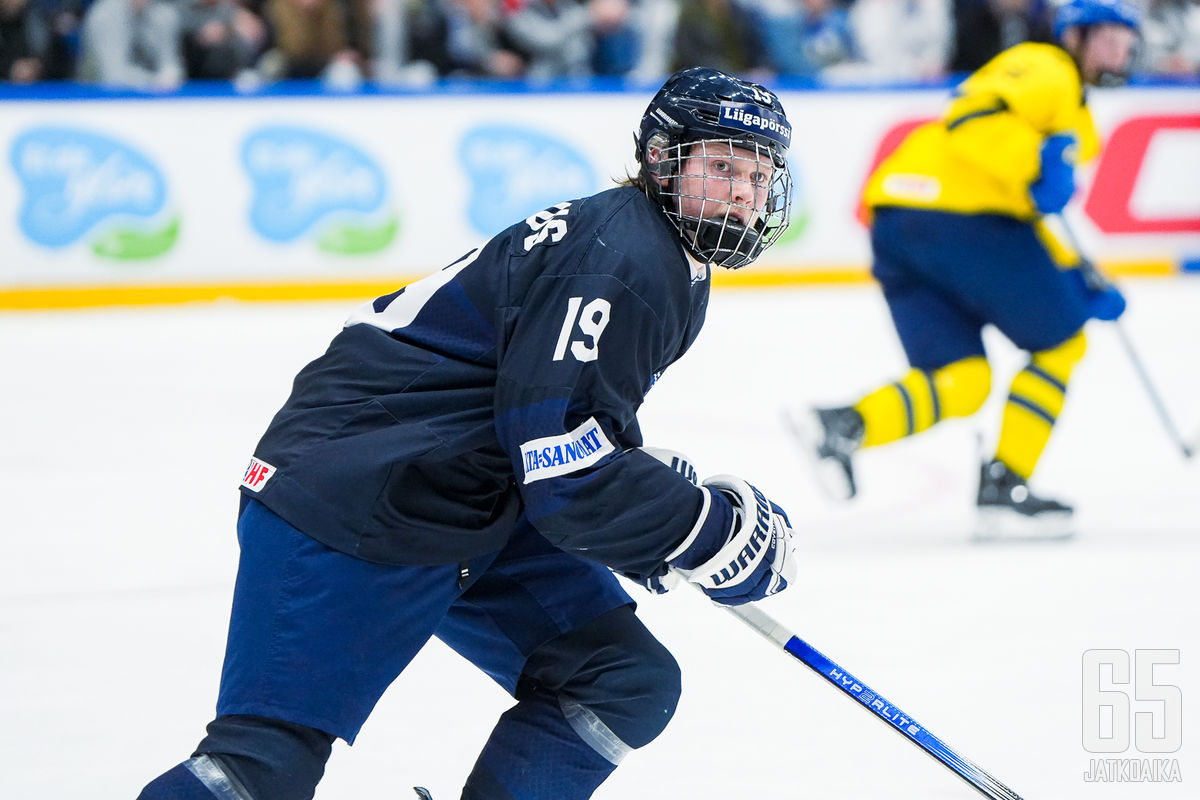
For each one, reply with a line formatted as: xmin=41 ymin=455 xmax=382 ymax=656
xmin=870 ymin=207 xmax=1091 ymax=370
xmin=143 ymin=497 xmax=680 ymax=800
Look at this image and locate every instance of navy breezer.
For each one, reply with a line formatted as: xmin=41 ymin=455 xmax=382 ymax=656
xmin=218 ymin=497 xmax=635 ymax=743
xmin=870 ymin=207 xmax=1091 ymax=369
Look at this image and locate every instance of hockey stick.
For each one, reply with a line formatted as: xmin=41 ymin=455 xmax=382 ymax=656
xmin=710 ymin=596 xmax=1025 ymax=799
xmin=1055 ymin=216 xmax=1194 ymax=460
xmin=1107 ymin=320 xmax=1195 ymax=460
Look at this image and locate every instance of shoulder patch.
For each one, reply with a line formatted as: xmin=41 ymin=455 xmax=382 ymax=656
xmin=520 ymin=417 xmax=615 ymax=484
xmin=241 ymin=456 xmax=277 ymax=492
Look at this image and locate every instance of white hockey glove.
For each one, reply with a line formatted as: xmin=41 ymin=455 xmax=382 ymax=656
xmin=673 ymin=475 xmax=797 ymax=606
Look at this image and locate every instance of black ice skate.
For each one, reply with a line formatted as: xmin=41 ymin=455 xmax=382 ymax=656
xmin=413 ymin=788 xmax=434 ymax=800
xmin=783 ymin=405 xmax=864 ymax=500
xmin=975 ymin=458 xmax=1074 ymax=541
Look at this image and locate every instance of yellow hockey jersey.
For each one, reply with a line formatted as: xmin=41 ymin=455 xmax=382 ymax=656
xmin=863 ymin=43 xmax=1101 ymax=222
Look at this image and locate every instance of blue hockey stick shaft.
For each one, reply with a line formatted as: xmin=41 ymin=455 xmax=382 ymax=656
xmin=725 ymin=601 xmax=1025 ymax=800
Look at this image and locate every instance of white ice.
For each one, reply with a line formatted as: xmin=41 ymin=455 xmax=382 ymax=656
xmin=2 ymin=280 xmax=1198 ymax=799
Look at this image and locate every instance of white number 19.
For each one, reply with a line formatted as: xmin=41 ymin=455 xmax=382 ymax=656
xmin=553 ymin=297 xmax=611 ymax=362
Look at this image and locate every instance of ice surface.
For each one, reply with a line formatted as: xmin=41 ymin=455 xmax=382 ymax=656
xmin=2 ymin=280 xmax=1197 ymax=799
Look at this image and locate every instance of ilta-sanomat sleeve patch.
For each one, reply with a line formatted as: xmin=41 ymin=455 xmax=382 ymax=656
xmin=241 ymin=456 xmax=277 ymax=492
xmin=519 ymin=417 xmax=615 ymax=484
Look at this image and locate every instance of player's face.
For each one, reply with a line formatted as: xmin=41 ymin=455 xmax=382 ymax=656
xmin=673 ymin=141 xmax=774 ymax=228
xmin=1076 ymin=23 xmax=1138 ymax=84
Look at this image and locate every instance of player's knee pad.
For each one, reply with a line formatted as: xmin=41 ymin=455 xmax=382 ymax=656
xmin=560 ymin=632 xmax=681 ymax=755
xmin=137 ymin=755 xmax=252 ymax=800
xmin=192 ymin=715 xmax=335 ymax=800
xmin=1031 ymin=329 xmax=1087 ymax=377
xmin=858 ymin=356 xmax=991 ymax=446
xmin=520 ymin=605 xmax=681 ymax=761
xmin=934 ymin=355 xmax=992 ymax=418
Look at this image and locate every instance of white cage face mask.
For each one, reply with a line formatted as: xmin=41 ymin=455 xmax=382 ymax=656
xmin=650 ymin=137 xmax=792 ymax=269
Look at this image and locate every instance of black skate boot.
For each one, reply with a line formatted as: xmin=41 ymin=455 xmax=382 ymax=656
xmin=413 ymin=788 xmax=434 ymax=800
xmin=975 ymin=458 xmax=1074 ymax=540
xmin=784 ymin=405 xmax=865 ymax=500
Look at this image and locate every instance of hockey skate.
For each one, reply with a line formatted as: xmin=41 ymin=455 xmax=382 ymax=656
xmin=783 ymin=405 xmax=864 ymax=500
xmin=413 ymin=788 xmax=434 ymax=800
xmin=974 ymin=459 xmax=1074 ymax=541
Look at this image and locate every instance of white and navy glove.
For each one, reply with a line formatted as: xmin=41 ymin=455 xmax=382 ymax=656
xmin=670 ymin=475 xmax=797 ymax=606
xmin=639 ymin=448 xmax=797 ymax=605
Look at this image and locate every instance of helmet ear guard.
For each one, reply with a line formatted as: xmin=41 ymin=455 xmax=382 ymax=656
xmin=642 ymin=132 xmax=673 ymax=178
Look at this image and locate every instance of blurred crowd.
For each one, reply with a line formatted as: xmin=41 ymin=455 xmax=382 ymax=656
xmin=1 ymin=0 xmax=1197 ymax=89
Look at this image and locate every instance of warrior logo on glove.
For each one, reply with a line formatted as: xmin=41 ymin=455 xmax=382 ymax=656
xmin=691 ymin=475 xmax=796 ymax=602
xmin=710 ymin=484 xmax=781 ymax=586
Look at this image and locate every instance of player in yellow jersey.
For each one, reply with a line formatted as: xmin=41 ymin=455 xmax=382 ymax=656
xmin=788 ymin=0 xmax=1140 ymax=538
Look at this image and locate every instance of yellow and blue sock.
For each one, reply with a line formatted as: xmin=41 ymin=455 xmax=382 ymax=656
xmin=994 ymin=330 xmax=1087 ymax=479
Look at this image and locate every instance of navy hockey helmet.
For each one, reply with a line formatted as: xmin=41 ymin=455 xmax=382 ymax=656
xmin=635 ymin=67 xmax=793 ymax=269
xmin=1053 ymin=0 xmax=1141 ymax=40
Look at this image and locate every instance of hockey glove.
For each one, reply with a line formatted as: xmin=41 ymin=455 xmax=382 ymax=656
xmin=671 ymin=475 xmax=797 ymax=606
xmin=1066 ymin=261 xmax=1127 ymax=321
xmin=1030 ymin=133 xmax=1078 ymax=215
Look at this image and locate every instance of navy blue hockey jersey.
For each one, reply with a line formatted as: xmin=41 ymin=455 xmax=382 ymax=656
xmin=239 ymin=187 xmax=717 ymax=576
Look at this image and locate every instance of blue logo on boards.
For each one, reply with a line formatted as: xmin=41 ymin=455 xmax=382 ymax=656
xmin=9 ymin=126 xmax=177 ymax=258
xmin=242 ymin=126 xmax=396 ymax=254
xmin=460 ymin=125 xmax=596 ymax=236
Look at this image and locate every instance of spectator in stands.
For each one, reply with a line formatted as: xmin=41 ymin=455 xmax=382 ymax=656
xmin=369 ymin=0 xmax=410 ymax=81
xmin=402 ymin=0 xmax=525 ymax=77
xmin=827 ymin=0 xmax=953 ymax=82
xmin=345 ymin=0 xmax=375 ymax=68
xmin=370 ymin=0 xmax=439 ymax=83
xmin=38 ymin=0 xmax=89 ymax=67
xmin=1 ymin=0 xmax=73 ymax=80
xmin=77 ymin=0 xmax=185 ymax=89
xmin=951 ymin=0 xmax=1053 ymax=73
xmin=626 ymin=0 xmax=678 ymax=78
xmin=751 ymin=0 xmax=857 ymax=79
xmin=671 ymin=0 xmax=758 ymax=75
xmin=590 ymin=0 xmax=639 ymax=74
xmin=1136 ymin=0 xmax=1200 ymax=77
xmin=180 ymin=0 xmax=268 ymax=80
xmin=256 ymin=0 xmax=364 ymax=85
xmin=503 ymin=0 xmax=636 ymax=79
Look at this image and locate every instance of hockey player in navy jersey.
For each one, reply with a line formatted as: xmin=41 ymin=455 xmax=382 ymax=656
xmin=138 ymin=67 xmax=796 ymax=800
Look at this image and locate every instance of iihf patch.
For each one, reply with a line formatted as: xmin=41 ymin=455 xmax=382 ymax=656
xmin=241 ymin=456 xmax=276 ymax=492
xmin=519 ymin=417 xmax=615 ymax=484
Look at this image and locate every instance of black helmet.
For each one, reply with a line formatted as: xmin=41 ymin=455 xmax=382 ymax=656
xmin=636 ymin=67 xmax=793 ymax=269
